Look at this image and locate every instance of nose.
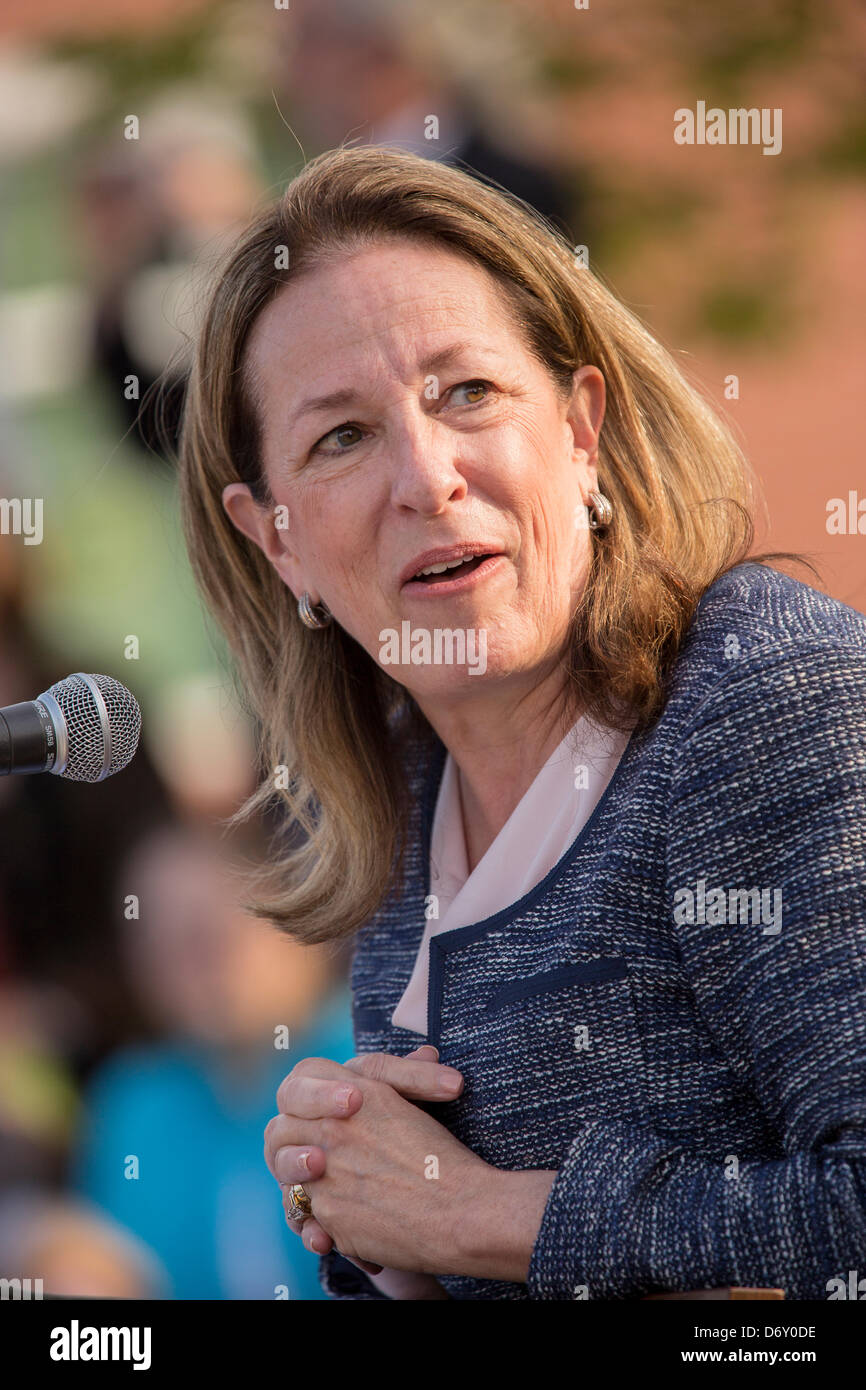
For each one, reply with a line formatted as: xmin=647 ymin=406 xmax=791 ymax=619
xmin=388 ymin=410 xmax=468 ymax=515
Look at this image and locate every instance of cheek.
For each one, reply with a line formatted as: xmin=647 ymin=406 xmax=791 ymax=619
xmin=524 ymin=496 xmax=579 ymax=592
xmin=292 ymin=485 xmax=364 ymax=580
xmin=495 ymin=414 xmax=577 ymax=541
xmin=294 ymin=485 xmax=396 ymax=640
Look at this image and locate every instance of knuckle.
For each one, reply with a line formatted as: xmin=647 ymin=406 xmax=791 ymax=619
xmin=348 ymin=1051 xmax=383 ymax=1080
xmin=263 ymin=1115 xmax=282 ymax=1156
xmin=277 ymin=1057 xmax=316 ymax=1108
xmin=293 ymin=1055 xmax=329 ymax=1076
xmin=275 ymin=1075 xmax=295 ymax=1113
xmin=278 ymin=1057 xmax=335 ymax=1108
xmin=273 ymin=1145 xmax=290 ymax=1179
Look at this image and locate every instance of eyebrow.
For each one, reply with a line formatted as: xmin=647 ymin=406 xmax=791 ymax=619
xmin=287 ymin=344 xmax=493 ymax=428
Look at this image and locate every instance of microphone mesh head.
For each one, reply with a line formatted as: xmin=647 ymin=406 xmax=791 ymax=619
xmin=44 ymin=673 xmax=142 ymax=782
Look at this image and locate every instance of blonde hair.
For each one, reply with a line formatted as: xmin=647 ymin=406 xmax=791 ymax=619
xmin=177 ymin=144 xmax=815 ymax=944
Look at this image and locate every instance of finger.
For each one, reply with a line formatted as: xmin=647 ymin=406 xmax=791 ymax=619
xmin=295 ymin=1213 xmax=333 ymax=1255
xmin=278 ymin=1190 xmax=382 ymax=1276
xmin=274 ymin=1073 xmax=364 ymax=1121
xmin=281 ymin=1203 xmax=334 ymax=1259
xmin=408 ymin=1045 xmax=439 ymax=1059
xmin=342 ymin=1050 xmax=463 ymax=1101
xmin=280 ymin=1190 xmax=309 ymax=1239
xmin=283 ymin=1205 xmax=380 ymax=1278
xmin=278 ymin=1193 xmax=382 ymax=1276
xmin=264 ymin=1109 xmax=331 ymax=1170
xmin=271 ymin=1143 xmax=326 ymax=1186
xmin=276 ymin=1057 xmax=347 ymax=1110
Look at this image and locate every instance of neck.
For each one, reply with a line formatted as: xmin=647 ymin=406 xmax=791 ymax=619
xmin=417 ymin=667 xmax=579 ymax=872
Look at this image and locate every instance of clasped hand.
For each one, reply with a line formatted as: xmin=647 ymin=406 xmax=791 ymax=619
xmin=264 ymin=1044 xmax=482 ymax=1277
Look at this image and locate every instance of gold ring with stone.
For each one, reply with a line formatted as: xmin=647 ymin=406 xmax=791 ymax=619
xmin=287 ymin=1183 xmax=313 ymax=1220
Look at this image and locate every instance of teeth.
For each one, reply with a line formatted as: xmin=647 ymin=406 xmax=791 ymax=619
xmin=415 ymin=556 xmax=473 ymax=578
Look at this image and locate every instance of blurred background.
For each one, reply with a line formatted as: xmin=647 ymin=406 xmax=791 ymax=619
xmin=0 ymin=0 xmax=863 ymax=1299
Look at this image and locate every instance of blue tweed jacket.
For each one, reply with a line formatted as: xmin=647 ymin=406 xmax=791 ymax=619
xmin=319 ymin=561 xmax=866 ymax=1300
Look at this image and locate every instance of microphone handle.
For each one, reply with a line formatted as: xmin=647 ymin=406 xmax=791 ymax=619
xmin=0 ymin=701 xmax=56 ymax=776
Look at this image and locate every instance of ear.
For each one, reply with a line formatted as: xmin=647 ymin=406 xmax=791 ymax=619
xmin=566 ymin=365 xmax=606 ymax=493
xmin=221 ymin=482 xmax=307 ymax=598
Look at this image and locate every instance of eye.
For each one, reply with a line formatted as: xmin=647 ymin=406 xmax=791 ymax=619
xmin=449 ymin=379 xmax=492 ymax=406
xmin=312 ymin=422 xmax=366 ymax=455
xmin=308 ymin=379 xmax=493 ymax=456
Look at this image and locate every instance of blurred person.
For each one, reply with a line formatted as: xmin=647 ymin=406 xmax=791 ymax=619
xmin=70 ymin=823 xmax=353 ymax=1299
xmin=0 ymin=1187 xmax=166 ymax=1299
xmin=71 ymin=99 xmax=262 ymax=462
xmin=0 ymin=475 xmax=173 ymax=1089
xmin=72 ymin=155 xmax=182 ymax=464
xmin=146 ymin=673 xmax=259 ymax=825
xmin=276 ymin=0 xmax=576 ymax=235
xmin=177 ymin=146 xmax=866 ymax=1300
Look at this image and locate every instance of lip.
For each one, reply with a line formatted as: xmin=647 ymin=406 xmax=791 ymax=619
xmin=399 ymin=542 xmax=506 ymax=590
xmin=401 ymin=552 xmax=507 ymax=598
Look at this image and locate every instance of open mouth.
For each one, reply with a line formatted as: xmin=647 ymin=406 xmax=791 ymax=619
xmin=412 ymin=554 xmax=491 ymax=584
xmin=403 ymin=551 xmax=505 ymax=596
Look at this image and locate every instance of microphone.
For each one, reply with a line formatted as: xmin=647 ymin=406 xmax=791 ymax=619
xmin=0 ymin=673 xmax=142 ymax=782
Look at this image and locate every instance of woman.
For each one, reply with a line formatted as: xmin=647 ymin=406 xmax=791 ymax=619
xmin=177 ymin=145 xmax=866 ymax=1300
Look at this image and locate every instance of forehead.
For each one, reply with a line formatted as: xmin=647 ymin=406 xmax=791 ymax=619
xmin=244 ymin=239 xmax=524 ymax=389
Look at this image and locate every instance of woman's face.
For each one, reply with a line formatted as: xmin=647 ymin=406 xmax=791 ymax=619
xmin=223 ymin=238 xmax=605 ymax=704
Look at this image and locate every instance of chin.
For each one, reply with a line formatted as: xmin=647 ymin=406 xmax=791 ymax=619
xmin=407 ymin=651 xmax=521 ymax=698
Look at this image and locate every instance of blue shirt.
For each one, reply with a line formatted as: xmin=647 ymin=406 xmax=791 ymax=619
xmin=72 ymin=986 xmax=355 ymax=1299
xmin=319 ymin=562 xmax=866 ymax=1299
